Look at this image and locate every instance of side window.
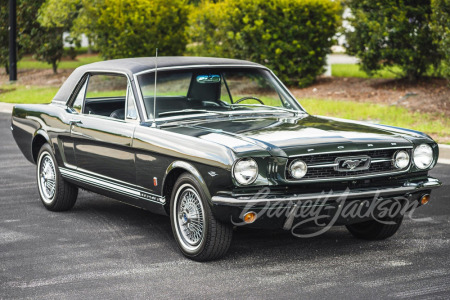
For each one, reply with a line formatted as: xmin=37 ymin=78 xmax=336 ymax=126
xmin=85 ymin=75 xmax=127 ymax=99
xmin=72 ymin=78 xmax=88 ymax=113
xmin=79 ymin=74 xmax=128 ymax=120
xmin=126 ymin=84 xmax=138 ymax=120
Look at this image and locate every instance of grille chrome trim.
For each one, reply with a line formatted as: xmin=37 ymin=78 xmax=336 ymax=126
xmin=285 ymin=148 xmax=411 ymax=182
xmin=284 ymin=168 xmax=411 ymax=183
xmin=308 ymin=158 xmax=394 ymax=169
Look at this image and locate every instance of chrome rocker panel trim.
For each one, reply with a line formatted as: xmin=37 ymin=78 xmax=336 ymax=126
xmin=59 ymin=167 xmax=165 ymax=205
xmin=211 ymin=177 xmax=442 ymax=206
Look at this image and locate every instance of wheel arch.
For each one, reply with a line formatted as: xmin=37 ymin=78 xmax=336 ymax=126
xmin=31 ymin=130 xmax=51 ymax=164
xmin=162 ymin=161 xmax=212 ymax=214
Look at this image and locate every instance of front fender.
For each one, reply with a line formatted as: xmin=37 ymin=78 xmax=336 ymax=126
xmin=163 ymin=160 xmax=212 ymax=202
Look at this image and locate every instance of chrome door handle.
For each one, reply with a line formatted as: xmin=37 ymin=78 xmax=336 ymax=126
xmin=69 ymin=119 xmax=82 ymax=125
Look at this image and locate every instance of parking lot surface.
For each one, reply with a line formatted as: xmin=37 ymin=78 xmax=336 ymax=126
xmin=1 ymin=112 xmax=449 ymax=299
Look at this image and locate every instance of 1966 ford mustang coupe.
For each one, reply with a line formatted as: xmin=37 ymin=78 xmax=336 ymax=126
xmin=11 ymin=57 xmax=441 ymax=261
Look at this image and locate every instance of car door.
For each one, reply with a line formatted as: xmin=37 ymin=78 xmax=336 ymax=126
xmin=69 ymin=72 xmax=139 ymax=185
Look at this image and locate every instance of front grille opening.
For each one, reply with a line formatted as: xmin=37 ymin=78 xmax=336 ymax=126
xmin=286 ymin=149 xmax=411 ymax=180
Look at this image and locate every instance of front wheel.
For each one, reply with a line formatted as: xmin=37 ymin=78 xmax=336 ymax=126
xmin=37 ymin=143 xmax=78 ymax=211
xmin=170 ymin=173 xmax=232 ymax=261
xmin=346 ymin=216 xmax=403 ymax=240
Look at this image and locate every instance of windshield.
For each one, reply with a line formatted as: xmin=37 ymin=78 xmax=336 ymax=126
xmin=137 ymin=67 xmax=304 ymax=120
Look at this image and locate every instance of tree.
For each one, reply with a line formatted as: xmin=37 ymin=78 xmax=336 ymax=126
xmin=0 ymin=3 xmax=9 ymax=74
xmin=33 ymin=28 xmax=64 ymax=74
xmin=190 ymin=0 xmax=342 ymax=87
xmin=36 ymin=0 xmax=82 ymax=73
xmin=431 ymin=0 xmax=450 ymax=80
xmin=84 ymin=0 xmax=190 ymax=59
xmin=38 ymin=0 xmax=191 ymax=59
xmin=0 ymin=0 xmax=65 ymax=74
xmin=38 ymin=0 xmax=96 ymax=54
xmin=0 ymin=0 xmax=45 ymax=74
xmin=345 ymin=0 xmax=442 ymax=81
xmin=38 ymin=0 xmax=81 ymax=29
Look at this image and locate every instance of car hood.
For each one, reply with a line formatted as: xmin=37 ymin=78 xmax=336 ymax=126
xmin=163 ymin=115 xmax=415 ymax=157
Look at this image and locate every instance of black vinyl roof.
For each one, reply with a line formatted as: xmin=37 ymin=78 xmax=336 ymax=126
xmin=53 ymin=56 xmax=262 ymax=103
xmin=77 ymin=56 xmax=261 ymax=74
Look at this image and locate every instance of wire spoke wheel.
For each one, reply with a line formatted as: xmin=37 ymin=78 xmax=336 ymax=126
xmin=175 ymin=185 xmax=205 ymax=251
xmin=170 ymin=173 xmax=233 ymax=261
xmin=38 ymin=153 xmax=57 ymax=203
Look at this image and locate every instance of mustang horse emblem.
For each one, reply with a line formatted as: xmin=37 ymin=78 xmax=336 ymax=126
xmin=342 ymin=158 xmax=368 ymax=170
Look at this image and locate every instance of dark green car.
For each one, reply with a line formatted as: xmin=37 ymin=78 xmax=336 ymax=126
xmin=11 ymin=57 xmax=442 ymax=261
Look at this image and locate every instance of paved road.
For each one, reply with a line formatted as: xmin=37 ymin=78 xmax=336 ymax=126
xmin=1 ymin=112 xmax=449 ymax=299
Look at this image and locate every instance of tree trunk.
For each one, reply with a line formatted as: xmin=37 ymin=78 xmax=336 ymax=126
xmin=5 ymin=63 xmax=9 ymax=75
xmin=87 ymin=37 xmax=92 ymax=55
xmin=52 ymin=61 xmax=58 ymax=74
xmin=406 ymin=70 xmax=418 ymax=82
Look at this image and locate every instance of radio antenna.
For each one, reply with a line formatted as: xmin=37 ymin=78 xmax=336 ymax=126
xmin=152 ymin=48 xmax=158 ymax=127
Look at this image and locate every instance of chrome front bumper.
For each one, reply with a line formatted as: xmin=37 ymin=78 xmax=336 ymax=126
xmin=211 ymin=177 xmax=442 ymax=206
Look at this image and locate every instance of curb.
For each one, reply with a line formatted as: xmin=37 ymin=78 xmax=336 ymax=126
xmin=0 ymin=102 xmax=14 ymax=114
xmin=0 ymin=102 xmax=449 ymax=165
xmin=438 ymin=144 xmax=450 ymax=165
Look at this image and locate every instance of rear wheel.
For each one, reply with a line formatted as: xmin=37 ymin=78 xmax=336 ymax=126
xmin=37 ymin=143 xmax=78 ymax=211
xmin=170 ymin=173 xmax=232 ymax=261
xmin=346 ymin=216 xmax=403 ymax=240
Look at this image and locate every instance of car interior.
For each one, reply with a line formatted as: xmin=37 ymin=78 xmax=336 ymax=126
xmin=78 ymin=73 xmax=131 ymax=120
xmin=84 ymin=97 xmax=126 ymax=119
xmin=142 ymin=76 xmax=227 ymax=118
xmin=81 ymin=72 xmax=229 ymax=120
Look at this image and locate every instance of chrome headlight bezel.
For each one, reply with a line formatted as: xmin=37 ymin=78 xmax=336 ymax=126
xmin=413 ymin=144 xmax=434 ymax=170
xmin=393 ymin=150 xmax=410 ymax=169
xmin=288 ymin=159 xmax=308 ymax=179
xmin=232 ymin=158 xmax=258 ymax=185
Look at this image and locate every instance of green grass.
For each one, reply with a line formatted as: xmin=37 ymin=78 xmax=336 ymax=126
xmin=299 ymin=98 xmax=450 ymax=142
xmin=331 ymin=64 xmax=402 ymax=79
xmin=17 ymin=55 xmax=103 ymax=69
xmin=332 ymin=63 xmax=444 ymax=79
xmin=0 ymin=85 xmax=58 ymax=104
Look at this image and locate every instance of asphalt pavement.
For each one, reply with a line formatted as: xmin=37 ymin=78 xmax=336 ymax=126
xmin=1 ymin=112 xmax=449 ymax=299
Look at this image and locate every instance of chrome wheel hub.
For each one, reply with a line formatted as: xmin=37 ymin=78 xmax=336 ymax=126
xmin=175 ymin=186 xmax=205 ymax=249
xmin=39 ymin=154 xmax=56 ymax=202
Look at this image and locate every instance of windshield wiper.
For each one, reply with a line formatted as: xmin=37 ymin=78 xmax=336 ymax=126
xmin=228 ymin=103 xmax=301 ymax=115
xmin=158 ymin=109 xmax=229 ymax=117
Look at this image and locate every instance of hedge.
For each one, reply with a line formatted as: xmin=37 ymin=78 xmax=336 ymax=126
xmin=189 ymin=0 xmax=342 ymax=87
xmin=345 ymin=0 xmax=442 ymax=81
xmin=84 ymin=0 xmax=190 ymax=59
xmin=431 ymin=0 xmax=450 ymax=80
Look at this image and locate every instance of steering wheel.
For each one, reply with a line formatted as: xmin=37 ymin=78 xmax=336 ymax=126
xmin=234 ymin=96 xmax=265 ymax=105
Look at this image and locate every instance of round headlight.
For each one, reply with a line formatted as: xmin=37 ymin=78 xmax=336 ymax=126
xmin=413 ymin=144 xmax=433 ymax=169
xmin=393 ymin=150 xmax=410 ymax=169
xmin=289 ymin=159 xmax=307 ymax=179
xmin=233 ymin=158 xmax=258 ymax=185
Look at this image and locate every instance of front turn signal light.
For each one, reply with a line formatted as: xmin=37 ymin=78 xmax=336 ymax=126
xmin=243 ymin=212 xmax=257 ymax=224
xmin=420 ymin=194 xmax=430 ymax=205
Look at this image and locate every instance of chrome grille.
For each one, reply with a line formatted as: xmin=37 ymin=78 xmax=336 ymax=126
xmin=285 ymin=148 xmax=411 ymax=181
